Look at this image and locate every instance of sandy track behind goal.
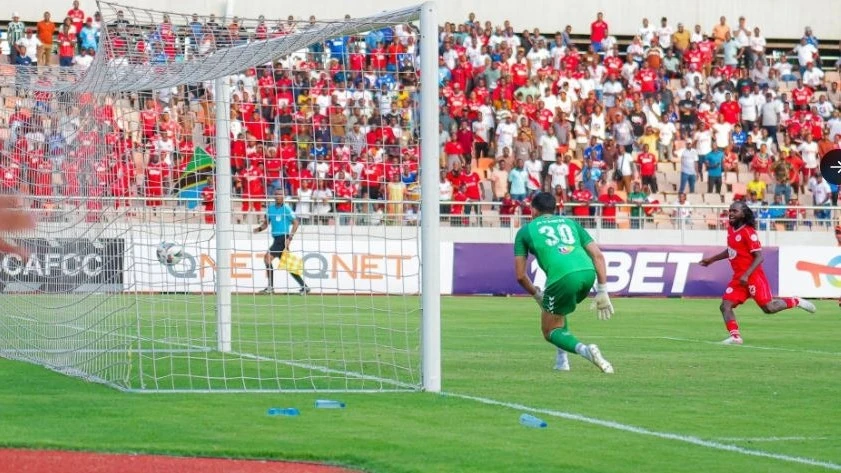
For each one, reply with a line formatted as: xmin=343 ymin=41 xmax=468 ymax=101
xmin=0 ymin=448 xmax=362 ymax=473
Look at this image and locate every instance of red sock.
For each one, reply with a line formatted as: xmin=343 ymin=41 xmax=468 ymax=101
xmin=782 ymin=297 xmax=798 ymax=309
xmin=725 ymin=320 xmax=741 ymax=338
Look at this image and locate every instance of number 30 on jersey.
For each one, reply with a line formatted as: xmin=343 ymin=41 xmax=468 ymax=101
xmin=538 ymin=224 xmax=576 ymax=247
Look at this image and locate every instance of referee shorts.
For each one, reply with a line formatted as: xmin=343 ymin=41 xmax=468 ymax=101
xmin=269 ymin=235 xmax=288 ymax=258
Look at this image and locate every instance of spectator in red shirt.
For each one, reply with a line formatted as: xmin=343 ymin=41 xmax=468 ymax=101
xmin=598 ymin=186 xmax=624 ymax=228
xmin=201 ymin=179 xmax=215 ymax=224
xmin=455 ymin=121 xmax=474 ymax=166
xmin=30 ymin=153 xmax=53 ymax=207
xmin=498 ymin=192 xmax=517 ymax=227
xmin=462 ymin=168 xmax=483 ymax=221
xmin=61 ymin=157 xmax=81 ymax=203
xmin=719 ymin=92 xmax=741 ymax=124
xmin=333 ymin=171 xmax=356 ymax=225
xmin=790 ymin=79 xmax=813 ymax=110
xmin=57 ymin=24 xmax=76 ymax=67
xmin=111 ymin=159 xmax=134 ymax=208
xmin=637 ymin=66 xmax=660 ymax=99
xmin=636 ymin=143 xmax=659 ymax=192
xmin=571 ymin=181 xmax=593 ymax=227
xmin=451 ymin=184 xmax=468 ymax=226
xmin=145 ymin=154 xmax=170 ymax=209
xmin=237 ymin=160 xmax=266 ymax=216
xmin=590 ymin=12 xmax=608 ymax=52
xmin=68 ymin=0 xmax=85 ymax=38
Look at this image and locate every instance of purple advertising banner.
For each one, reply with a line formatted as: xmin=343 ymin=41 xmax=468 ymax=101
xmin=452 ymin=244 xmax=779 ymax=297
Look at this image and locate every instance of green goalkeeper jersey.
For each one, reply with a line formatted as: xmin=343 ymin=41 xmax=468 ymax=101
xmin=514 ymin=214 xmax=595 ymax=287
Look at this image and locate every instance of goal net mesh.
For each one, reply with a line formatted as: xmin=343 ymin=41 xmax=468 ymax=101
xmin=0 ymin=1 xmax=427 ymax=392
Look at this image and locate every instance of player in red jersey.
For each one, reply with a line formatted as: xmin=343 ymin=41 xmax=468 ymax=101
xmin=700 ymin=201 xmax=815 ymax=344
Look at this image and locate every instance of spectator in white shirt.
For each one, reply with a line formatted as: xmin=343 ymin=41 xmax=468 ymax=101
xmin=815 ymin=95 xmax=835 ymax=120
xmin=739 ymin=92 xmax=760 ymax=129
xmin=792 ymin=38 xmax=819 ymax=75
xmin=712 ymin=119 xmax=732 ymax=150
xmin=547 ymin=155 xmax=569 ymax=191
xmin=73 ymin=48 xmax=94 ymax=70
xmin=495 ymin=114 xmax=517 ymax=157
xmin=638 ymin=18 xmax=655 ymax=46
xmin=803 ymin=63 xmax=826 ymax=90
xmin=15 ymin=29 xmax=41 ymax=65
xmin=655 ymin=114 xmax=676 ymax=161
xmin=797 ymin=134 xmax=819 ymax=171
xmin=538 ymin=127 xmax=560 ymax=171
xmin=808 ymin=173 xmax=832 ymax=225
xmin=773 ymin=53 xmax=797 ymax=82
xmin=671 ymin=192 xmax=693 ymax=228
xmin=524 ymin=155 xmax=543 ymax=193
xmin=749 ymin=27 xmax=766 ymax=66
xmin=690 ymin=25 xmax=704 ymax=44
xmin=657 ymin=17 xmax=673 ymax=50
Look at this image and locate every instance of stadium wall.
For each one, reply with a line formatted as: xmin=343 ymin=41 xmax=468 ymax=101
xmin=6 ymin=225 xmax=836 ymax=297
xmin=13 ymin=0 xmax=841 ymax=39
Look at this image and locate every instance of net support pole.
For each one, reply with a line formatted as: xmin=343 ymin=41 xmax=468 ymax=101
xmin=419 ymin=1 xmax=441 ymax=393
xmin=214 ymin=76 xmax=233 ymax=353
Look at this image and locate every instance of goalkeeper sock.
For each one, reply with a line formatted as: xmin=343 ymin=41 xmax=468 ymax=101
xmin=725 ymin=319 xmax=741 ymax=339
xmin=574 ymin=343 xmax=592 ymax=361
xmin=291 ymin=273 xmax=306 ymax=288
xmin=547 ymin=325 xmax=581 ymax=354
xmin=781 ymin=297 xmax=797 ymax=309
xmin=265 ymin=262 xmax=273 ymax=288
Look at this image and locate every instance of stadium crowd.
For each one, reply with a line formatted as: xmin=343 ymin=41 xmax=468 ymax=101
xmin=1 ymin=3 xmax=841 ymax=228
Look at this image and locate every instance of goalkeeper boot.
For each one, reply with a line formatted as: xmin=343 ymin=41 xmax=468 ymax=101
xmin=587 ymin=344 xmax=614 ymax=374
xmin=553 ymin=349 xmax=570 ymax=371
xmin=796 ymin=297 xmax=816 ymax=313
xmin=300 ymin=286 xmax=312 ymax=295
xmin=259 ymin=287 xmax=274 ymax=294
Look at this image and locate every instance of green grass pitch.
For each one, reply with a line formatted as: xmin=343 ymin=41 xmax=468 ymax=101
xmin=0 ymin=296 xmax=839 ymax=473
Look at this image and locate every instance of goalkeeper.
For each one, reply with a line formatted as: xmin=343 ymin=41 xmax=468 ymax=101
xmin=513 ymin=192 xmax=614 ymax=374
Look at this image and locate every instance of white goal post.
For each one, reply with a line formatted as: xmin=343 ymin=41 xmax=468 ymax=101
xmin=0 ymin=1 xmax=440 ymax=392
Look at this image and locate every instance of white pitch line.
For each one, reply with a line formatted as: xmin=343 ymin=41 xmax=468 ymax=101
xmin=444 ymin=392 xmax=841 ymax=471
xmin=714 ymin=436 xmax=834 ymax=443
xmin=661 ymin=337 xmax=841 ymax=356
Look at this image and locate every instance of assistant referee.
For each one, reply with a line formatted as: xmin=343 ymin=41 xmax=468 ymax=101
xmin=253 ymin=189 xmax=310 ymax=294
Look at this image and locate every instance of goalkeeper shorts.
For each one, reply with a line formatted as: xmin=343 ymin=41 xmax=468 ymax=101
xmin=542 ymin=269 xmax=596 ymax=316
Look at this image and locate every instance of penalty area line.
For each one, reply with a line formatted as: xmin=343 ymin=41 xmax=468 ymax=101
xmin=713 ymin=436 xmax=834 ymax=443
xmin=444 ymin=392 xmax=841 ymax=471
xmin=660 ymin=337 xmax=841 ymax=356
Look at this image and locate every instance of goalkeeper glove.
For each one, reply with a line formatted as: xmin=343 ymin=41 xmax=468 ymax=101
xmin=592 ymin=283 xmax=614 ymax=320
xmin=533 ymin=287 xmax=544 ymax=309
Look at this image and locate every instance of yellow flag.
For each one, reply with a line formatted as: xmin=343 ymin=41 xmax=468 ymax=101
xmin=278 ymin=251 xmax=303 ymax=276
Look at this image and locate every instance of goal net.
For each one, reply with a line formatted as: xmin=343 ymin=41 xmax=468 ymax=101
xmin=0 ymin=1 xmax=440 ymax=392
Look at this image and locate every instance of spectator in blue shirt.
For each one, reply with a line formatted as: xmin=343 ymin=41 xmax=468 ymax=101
xmin=768 ymin=194 xmax=787 ymax=221
xmin=438 ymin=57 xmax=451 ymax=86
xmin=803 ymin=27 xmax=819 ymax=48
xmin=508 ymin=159 xmax=528 ymax=201
xmin=583 ymin=137 xmax=604 ymax=164
xmin=79 ymin=19 xmax=99 ymax=51
xmin=327 ymin=36 xmax=349 ymax=64
xmin=365 ymin=29 xmax=384 ymax=52
xmin=758 ymin=202 xmax=771 ymax=230
xmin=379 ymin=27 xmax=394 ymax=45
xmin=731 ymin=125 xmax=747 ymax=152
xmin=704 ymin=148 xmax=724 ymax=193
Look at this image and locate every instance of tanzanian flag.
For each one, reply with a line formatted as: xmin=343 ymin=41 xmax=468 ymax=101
xmin=175 ymin=146 xmax=214 ymax=209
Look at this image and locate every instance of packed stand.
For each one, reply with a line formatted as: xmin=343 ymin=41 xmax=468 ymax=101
xmin=0 ymin=4 xmax=839 ymax=229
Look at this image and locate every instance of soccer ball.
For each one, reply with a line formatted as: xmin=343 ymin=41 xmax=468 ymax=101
xmin=156 ymin=241 xmax=184 ymax=266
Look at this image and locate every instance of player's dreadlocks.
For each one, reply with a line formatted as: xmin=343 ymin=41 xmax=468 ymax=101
xmin=732 ymin=200 xmax=757 ymax=228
